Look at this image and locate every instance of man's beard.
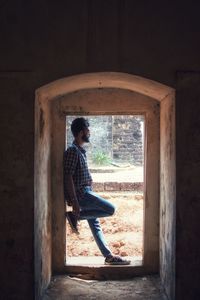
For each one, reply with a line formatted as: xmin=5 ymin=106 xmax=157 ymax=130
xmin=82 ymin=134 xmax=90 ymax=143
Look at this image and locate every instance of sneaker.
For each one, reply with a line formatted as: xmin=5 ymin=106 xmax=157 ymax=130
xmin=65 ymin=211 xmax=79 ymax=234
xmin=105 ymin=255 xmax=131 ymax=265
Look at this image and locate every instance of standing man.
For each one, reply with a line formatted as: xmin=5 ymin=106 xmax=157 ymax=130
xmin=64 ymin=117 xmax=131 ymax=265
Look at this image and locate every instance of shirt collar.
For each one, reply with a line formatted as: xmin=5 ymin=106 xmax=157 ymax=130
xmin=72 ymin=141 xmax=86 ymax=154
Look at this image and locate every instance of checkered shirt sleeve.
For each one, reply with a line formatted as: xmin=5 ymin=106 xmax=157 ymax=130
xmin=63 ymin=147 xmax=78 ymax=175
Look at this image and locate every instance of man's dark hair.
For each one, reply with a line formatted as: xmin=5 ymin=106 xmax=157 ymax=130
xmin=71 ymin=117 xmax=89 ymax=137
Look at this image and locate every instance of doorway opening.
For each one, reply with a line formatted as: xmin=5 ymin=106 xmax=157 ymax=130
xmin=35 ymin=72 xmax=175 ymax=299
xmin=65 ymin=115 xmax=145 ymax=266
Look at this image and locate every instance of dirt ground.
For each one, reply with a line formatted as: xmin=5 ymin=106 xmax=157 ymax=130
xmin=66 ymin=192 xmax=143 ymax=258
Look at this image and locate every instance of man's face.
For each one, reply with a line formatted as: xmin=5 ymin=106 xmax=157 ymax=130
xmin=81 ymin=127 xmax=90 ymax=143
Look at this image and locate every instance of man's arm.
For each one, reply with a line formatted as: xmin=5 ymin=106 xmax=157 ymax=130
xmin=66 ymin=174 xmax=80 ymax=217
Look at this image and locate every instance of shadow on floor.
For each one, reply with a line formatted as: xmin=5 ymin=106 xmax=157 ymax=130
xmin=43 ymin=275 xmax=168 ymax=300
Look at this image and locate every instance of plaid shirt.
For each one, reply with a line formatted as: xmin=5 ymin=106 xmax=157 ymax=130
xmin=63 ymin=141 xmax=92 ymax=201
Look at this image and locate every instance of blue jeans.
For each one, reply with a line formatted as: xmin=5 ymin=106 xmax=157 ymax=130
xmin=78 ymin=186 xmax=115 ymax=257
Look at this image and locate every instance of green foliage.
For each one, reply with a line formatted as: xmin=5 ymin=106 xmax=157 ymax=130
xmin=92 ymin=150 xmax=111 ymax=166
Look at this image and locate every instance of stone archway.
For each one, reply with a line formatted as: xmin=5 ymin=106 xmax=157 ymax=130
xmin=34 ymin=72 xmax=175 ymax=299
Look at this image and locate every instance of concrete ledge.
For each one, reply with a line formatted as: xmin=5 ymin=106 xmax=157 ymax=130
xmin=93 ymin=182 xmax=144 ymax=192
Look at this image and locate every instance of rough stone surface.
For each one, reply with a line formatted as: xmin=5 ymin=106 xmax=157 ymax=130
xmin=120 ymin=182 xmax=143 ymax=191
xmin=43 ymin=275 xmax=168 ymax=300
xmin=92 ymin=182 xmax=105 ymax=192
xmin=104 ymin=182 xmax=120 ymax=191
xmin=112 ymin=115 xmax=144 ymax=164
xmin=93 ymin=182 xmax=144 ymax=192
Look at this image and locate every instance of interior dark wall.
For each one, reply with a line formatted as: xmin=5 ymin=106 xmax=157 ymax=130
xmin=0 ymin=1 xmax=200 ymax=299
xmin=176 ymin=72 xmax=200 ymax=300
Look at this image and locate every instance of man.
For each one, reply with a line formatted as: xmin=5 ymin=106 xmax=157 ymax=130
xmin=64 ymin=117 xmax=131 ymax=265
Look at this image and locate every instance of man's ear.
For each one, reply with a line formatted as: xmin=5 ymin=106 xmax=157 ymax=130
xmin=79 ymin=130 xmax=83 ymax=137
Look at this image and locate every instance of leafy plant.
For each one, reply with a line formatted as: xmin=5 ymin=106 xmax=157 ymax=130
xmin=92 ymin=150 xmax=111 ymax=166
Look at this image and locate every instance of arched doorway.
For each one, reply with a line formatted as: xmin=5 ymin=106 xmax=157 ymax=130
xmin=34 ymin=72 xmax=175 ymax=299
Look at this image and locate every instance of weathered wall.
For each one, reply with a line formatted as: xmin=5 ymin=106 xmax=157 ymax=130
xmin=1 ymin=1 xmax=200 ymax=299
xmin=176 ymin=72 xmax=200 ymax=300
xmin=34 ymin=95 xmax=52 ymax=300
xmin=160 ymin=92 xmax=176 ymax=299
xmin=0 ymin=72 xmax=35 ymax=300
xmin=112 ymin=115 xmax=143 ymax=164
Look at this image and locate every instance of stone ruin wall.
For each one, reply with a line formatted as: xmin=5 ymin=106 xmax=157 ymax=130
xmin=66 ymin=115 xmax=144 ymax=166
xmin=112 ymin=115 xmax=143 ymax=165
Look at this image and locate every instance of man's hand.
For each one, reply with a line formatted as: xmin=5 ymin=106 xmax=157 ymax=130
xmin=65 ymin=174 xmax=80 ymax=217
xmin=72 ymin=201 xmax=80 ymax=218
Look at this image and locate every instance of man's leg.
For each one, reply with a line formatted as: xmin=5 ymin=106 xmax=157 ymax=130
xmin=69 ymin=188 xmax=131 ymax=265
xmin=79 ymin=189 xmax=115 ymax=220
xmin=88 ymin=218 xmax=112 ymax=257
xmin=78 ymin=189 xmax=115 ymax=257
